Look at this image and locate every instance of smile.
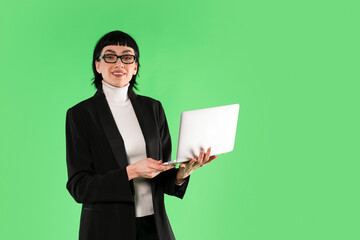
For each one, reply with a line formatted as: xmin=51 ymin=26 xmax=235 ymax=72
xmin=112 ymin=72 xmax=125 ymax=76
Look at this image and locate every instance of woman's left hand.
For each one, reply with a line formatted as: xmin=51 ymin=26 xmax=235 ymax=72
xmin=176 ymin=147 xmax=218 ymax=184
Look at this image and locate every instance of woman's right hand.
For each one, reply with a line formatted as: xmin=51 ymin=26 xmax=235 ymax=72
xmin=126 ymin=158 xmax=174 ymax=180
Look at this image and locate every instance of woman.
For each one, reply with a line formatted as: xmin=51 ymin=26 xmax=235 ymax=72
xmin=65 ymin=30 xmax=217 ymax=240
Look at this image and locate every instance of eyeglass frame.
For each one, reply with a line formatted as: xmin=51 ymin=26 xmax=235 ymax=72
xmin=99 ymin=54 xmax=137 ymax=64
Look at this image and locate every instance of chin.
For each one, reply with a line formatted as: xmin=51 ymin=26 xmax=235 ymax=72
xmin=107 ymin=79 xmax=130 ymax=88
xmin=117 ymin=81 xmax=131 ymax=88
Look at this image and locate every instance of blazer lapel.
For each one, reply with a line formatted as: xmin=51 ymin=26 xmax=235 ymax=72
xmin=130 ymin=96 xmax=161 ymax=161
xmin=93 ymin=90 xmax=128 ymax=169
xmin=92 ymin=90 xmax=162 ymax=169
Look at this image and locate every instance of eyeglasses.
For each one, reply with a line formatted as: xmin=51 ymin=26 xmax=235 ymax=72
xmin=99 ymin=54 xmax=137 ymax=64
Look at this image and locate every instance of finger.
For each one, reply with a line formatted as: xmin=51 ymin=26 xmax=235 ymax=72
xmin=183 ymin=159 xmax=194 ymax=169
xmin=203 ymin=147 xmax=211 ymax=164
xmin=162 ymin=165 xmax=175 ymax=171
xmin=208 ymin=155 xmax=217 ymax=161
xmin=179 ymin=159 xmax=189 ymax=169
xmin=203 ymin=155 xmax=218 ymax=166
xmin=198 ymin=150 xmax=205 ymax=164
xmin=152 ymin=162 xmax=174 ymax=171
xmin=189 ymin=158 xmax=198 ymax=169
xmin=148 ymin=158 xmax=161 ymax=164
xmin=153 ymin=160 xmax=163 ymax=165
xmin=150 ymin=159 xmax=165 ymax=168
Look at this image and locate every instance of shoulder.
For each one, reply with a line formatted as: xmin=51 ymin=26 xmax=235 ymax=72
xmin=134 ymin=94 xmax=164 ymax=111
xmin=135 ymin=94 xmax=161 ymax=105
xmin=135 ymin=94 xmax=165 ymax=112
xmin=134 ymin=94 xmax=167 ymax=125
xmin=66 ymin=93 xmax=98 ymax=118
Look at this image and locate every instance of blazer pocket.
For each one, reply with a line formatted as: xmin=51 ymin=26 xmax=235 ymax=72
xmin=82 ymin=203 xmax=116 ymax=213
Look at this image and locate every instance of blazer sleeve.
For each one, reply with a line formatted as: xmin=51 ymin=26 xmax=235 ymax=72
xmin=65 ymin=107 xmax=134 ymax=204
xmin=155 ymin=101 xmax=190 ymax=199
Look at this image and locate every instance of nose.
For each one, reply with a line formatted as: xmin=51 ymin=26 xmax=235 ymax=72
xmin=115 ymin=58 xmax=124 ymax=67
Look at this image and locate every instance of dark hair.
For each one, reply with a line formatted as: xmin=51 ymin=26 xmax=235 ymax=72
xmin=92 ymin=30 xmax=140 ymax=98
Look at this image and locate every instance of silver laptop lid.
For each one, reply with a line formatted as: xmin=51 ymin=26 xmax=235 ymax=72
xmin=175 ymin=104 xmax=239 ymax=163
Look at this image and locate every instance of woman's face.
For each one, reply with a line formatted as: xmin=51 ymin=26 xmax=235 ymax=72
xmin=95 ymin=45 xmax=138 ymax=88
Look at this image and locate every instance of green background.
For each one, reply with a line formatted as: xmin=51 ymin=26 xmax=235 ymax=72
xmin=1 ymin=0 xmax=359 ymax=239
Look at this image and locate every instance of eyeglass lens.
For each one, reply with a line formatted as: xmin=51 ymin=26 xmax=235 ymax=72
xmin=102 ymin=54 xmax=135 ymax=64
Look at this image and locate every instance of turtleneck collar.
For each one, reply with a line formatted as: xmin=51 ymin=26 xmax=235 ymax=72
xmin=102 ymin=80 xmax=129 ymax=103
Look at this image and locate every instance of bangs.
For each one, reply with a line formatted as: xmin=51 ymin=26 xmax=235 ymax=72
xmin=93 ymin=31 xmax=139 ymax=60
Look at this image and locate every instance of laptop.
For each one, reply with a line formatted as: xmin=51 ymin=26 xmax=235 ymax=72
xmin=162 ymin=104 xmax=239 ymax=165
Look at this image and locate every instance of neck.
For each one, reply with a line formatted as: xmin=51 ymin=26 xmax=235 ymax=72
xmin=102 ymin=80 xmax=129 ymax=103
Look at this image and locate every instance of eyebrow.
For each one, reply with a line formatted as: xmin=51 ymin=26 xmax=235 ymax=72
xmin=103 ymin=49 xmax=134 ymax=54
xmin=121 ymin=50 xmax=133 ymax=54
xmin=104 ymin=50 xmax=116 ymax=54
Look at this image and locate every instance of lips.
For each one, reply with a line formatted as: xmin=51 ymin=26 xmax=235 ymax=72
xmin=112 ymin=71 xmax=126 ymax=77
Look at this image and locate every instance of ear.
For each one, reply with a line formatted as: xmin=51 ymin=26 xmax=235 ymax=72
xmin=133 ymin=62 xmax=138 ymax=75
xmin=95 ymin=60 xmax=101 ymax=74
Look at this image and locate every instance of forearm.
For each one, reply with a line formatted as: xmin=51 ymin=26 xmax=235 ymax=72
xmin=155 ymin=168 xmax=189 ymax=199
xmin=66 ymin=168 xmax=134 ymax=203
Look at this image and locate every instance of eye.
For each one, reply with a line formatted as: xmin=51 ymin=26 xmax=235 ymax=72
xmin=104 ymin=54 xmax=117 ymax=61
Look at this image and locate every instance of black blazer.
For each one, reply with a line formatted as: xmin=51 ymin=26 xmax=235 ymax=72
xmin=66 ymin=90 xmax=189 ymax=240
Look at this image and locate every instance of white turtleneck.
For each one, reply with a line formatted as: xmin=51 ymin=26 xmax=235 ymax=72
xmin=102 ymin=80 xmax=154 ymax=217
